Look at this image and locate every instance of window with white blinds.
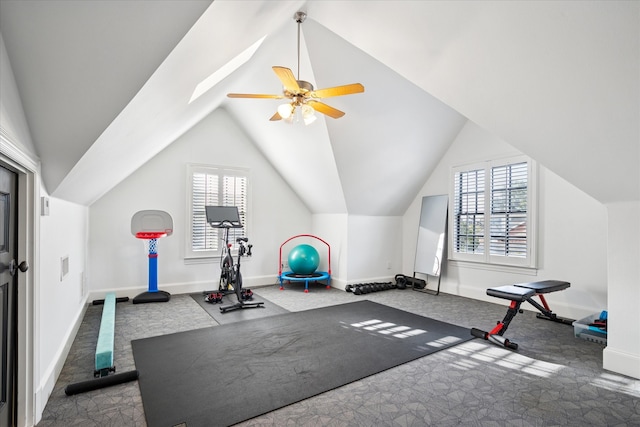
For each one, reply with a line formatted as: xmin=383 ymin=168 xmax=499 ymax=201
xmin=450 ymin=156 xmax=536 ymax=268
xmin=490 ymin=162 xmax=528 ymax=258
xmin=187 ymin=165 xmax=248 ymax=258
xmin=452 ymin=168 xmax=485 ymax=255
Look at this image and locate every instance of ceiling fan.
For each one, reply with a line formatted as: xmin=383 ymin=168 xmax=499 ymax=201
xmin=227 ymin=11 xmax=364 ymax=125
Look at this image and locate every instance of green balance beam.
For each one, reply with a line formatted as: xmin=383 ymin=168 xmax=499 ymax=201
xmin=95 ymin=292 xmax=116 ymax=376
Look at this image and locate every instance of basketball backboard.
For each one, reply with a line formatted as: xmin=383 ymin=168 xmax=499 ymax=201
xmin=131 ymin=210 xmax=173 ymax=239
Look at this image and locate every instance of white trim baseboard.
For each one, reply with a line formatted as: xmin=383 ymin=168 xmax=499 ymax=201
xmin=603 ymin=346 xmax=640 ymax=380
xmin=34 ymin=300 xmax=88 ymax=424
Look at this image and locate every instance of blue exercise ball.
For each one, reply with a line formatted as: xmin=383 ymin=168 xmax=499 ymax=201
xmin=288 ymin=244 xmax=320 ymax=275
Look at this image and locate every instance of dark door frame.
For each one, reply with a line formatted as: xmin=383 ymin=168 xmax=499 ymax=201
xmin=0 ymin=136 xmax=37 ymax=427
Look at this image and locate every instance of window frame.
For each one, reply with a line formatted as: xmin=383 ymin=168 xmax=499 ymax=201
xmin=448 ymin=155 xmax=537 ymax=269
xmin=185 ymin=164 xmax=250 ymax=260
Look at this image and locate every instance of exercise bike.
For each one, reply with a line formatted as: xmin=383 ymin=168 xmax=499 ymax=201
xmin=202 ymin=206 xmax=264 ymax=313
xmin=219 ymin=232 xmax=264 ymax=313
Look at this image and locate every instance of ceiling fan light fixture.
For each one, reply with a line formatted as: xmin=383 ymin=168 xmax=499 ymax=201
xmin=301 ymin=104 xmax=316 ymax=125
xmin=226 ymin=10 xmax=364 ymax=123
xmin=277 ymin=103 xmax=294 ymax=119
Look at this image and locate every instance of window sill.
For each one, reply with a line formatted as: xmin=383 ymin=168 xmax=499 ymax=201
xmin=184 ymin=255 xmax=218 ymax=265
xmin=448 ymin=259 xmax=538 ymax=276
xmin=184 ymin=252 xmax=245 ymax=265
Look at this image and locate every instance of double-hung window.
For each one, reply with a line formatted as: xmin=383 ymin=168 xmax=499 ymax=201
xmin=186 ymin=164 xmax=249 ymax=259
xmin=449 ymin=156 xmax=536 ymax=268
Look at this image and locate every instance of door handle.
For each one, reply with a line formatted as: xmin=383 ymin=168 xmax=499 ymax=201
xmin=18 ymin=261 xmax=29 ymax=272
xmin=9 ymin=260 xmax=29 ymax=276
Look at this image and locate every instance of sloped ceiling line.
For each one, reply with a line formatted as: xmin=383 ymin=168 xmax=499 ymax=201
xmin=1 ymin=1 xmax=637 ymax=208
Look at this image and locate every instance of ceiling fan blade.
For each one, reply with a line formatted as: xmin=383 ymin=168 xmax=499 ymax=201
xmin=273 ymin=66 xmax=300 ymax=93
xmin=307 ymin=100 xmax=345 ymax=119
xmin=269 ymin=111 xmax=283 ymax=121
xmin=310 ymin=83 xmax=364 ymax=99
xmin=227 ymin=93 xmax=284 ymax=99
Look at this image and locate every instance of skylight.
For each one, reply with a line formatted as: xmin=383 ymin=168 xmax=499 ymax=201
xmin=189 ymin=35 xmax=267 ymax=104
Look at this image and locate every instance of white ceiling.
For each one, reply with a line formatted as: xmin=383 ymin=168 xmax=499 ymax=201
xmin=0 ymin=0 xmax=213 ymax=191
xmin=0 ymin=1 xmax=637 ymax=213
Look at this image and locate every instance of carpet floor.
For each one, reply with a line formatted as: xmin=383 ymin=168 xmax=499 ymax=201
xmin=37 ymin=287 xmax=640 ymax=426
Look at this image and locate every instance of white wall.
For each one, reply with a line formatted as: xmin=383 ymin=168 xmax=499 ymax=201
xmin=311 ymin=213 xmax=347 ymax=284
xmin=403 ymin=121 xmax=608 ymax=320
xmin=306 ymin=214 xmax=402 ymax=289
xmin=36 ymin=190 xmax=88 ymax=419
xmin=346 ymin=215 xmax=402 ymax=285
xmin=88 ymin=108 xmax=311 ymax=297
xmin=603 ymin=201 xmax=640 ymax=379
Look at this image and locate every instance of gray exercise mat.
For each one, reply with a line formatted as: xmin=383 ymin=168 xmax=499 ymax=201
xmin=190 ymin=290 xmax=289 ymax=324
xmin=132 ymin=300 xmax=473 ymax=427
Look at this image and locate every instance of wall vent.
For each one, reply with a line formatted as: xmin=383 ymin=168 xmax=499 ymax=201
xmin=60 ymin=256 xmax=69 ymax=281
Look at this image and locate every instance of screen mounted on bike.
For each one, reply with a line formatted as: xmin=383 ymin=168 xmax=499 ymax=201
xmin=205 ymin=206 xmax=243 ymax=228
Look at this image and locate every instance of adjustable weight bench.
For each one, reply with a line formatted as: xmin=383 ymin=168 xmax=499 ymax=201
xmin=471 ymin=280 xmax=573 ymax=350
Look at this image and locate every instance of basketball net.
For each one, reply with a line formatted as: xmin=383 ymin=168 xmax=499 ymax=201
xmin=142 ymin=238 xmax=159 ymax=255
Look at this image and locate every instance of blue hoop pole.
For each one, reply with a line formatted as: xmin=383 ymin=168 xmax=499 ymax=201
xmin=148 ymin=238 xmax=158 ymax=293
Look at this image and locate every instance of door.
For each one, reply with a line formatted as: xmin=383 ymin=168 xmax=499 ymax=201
xmin=0 ymin=165 xmax=17 ymax=427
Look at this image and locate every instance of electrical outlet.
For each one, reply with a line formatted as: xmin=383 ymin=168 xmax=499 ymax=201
xmin=41 ymin=196 xmax=50 ymax=216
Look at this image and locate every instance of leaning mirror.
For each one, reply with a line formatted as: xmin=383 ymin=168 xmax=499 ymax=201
xmin=413 ymin=195 xmax=448 ymax=294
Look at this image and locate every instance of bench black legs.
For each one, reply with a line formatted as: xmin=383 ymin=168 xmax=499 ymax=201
xmin=471 ymin=298 xmax=523 ymax=350
xmin=471 ymin=328 xmax=518 ymax=350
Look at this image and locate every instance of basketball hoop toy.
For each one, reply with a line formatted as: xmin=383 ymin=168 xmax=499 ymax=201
xmin=131 ymin=210 xmax=173 ymax=304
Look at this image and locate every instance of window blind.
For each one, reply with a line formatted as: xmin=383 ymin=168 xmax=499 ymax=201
xmin=189 ymin=167 xmax=248 ymax=255
xmin=450 ymin=157 xmax=535 ymax=267
xmin=490 ymin=162 xmax=527 ymax=258
xmin=453 ymin=168 xmax=485 ymax=254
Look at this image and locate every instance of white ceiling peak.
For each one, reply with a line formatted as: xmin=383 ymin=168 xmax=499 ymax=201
xmin=0 ymin=1 xmax=637 ymax=209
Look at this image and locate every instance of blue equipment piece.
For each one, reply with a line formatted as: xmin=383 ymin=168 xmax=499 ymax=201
xmin=278 ymin=235 xmax=332 ymax=293
xmin=288 ymin=244 xmax=320 ymax=275
xmin=95 ymin=292 xmax=117 ymax=376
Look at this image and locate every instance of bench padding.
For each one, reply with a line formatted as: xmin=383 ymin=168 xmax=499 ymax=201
xmin=95 ymin=293 xmax=116 ymax=372
xmin=487 ymin=285 xmax=536 ymax=301
xmin=487 ymin=280 xmax=570 ymax=302
xmin=514 ymin=280 xmax=570 ymax=293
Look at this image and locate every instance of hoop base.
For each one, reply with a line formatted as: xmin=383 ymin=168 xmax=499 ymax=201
xmin=132 ymin=290 xmax=171 ymax=304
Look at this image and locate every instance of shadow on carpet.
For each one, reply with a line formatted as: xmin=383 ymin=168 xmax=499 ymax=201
xmin=190 ymin=290 xmax=289 ymax=325
xmin=132 ymin=300 xmax=474 ymax=427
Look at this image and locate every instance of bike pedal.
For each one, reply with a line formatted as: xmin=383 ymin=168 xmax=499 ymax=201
xmin=241 ymin=289 xmax=254 ymax=300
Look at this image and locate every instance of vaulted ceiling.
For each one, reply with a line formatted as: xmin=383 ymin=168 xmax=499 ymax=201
xmin=1 ymin=1 xmax=637 ymax=214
